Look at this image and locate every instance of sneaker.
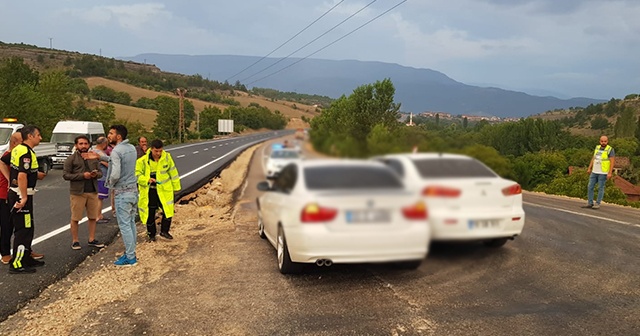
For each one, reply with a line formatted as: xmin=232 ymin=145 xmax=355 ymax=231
xmin=148 ymin=235 xmax=156 ymax=242
xmin=592 ymin=204 xmax=600 ymax=209
xmin=24 ymin=258 xmax=45 ymax=267
xmin=97 ymin=218 xmax=110 ymax=224
xmin=88 ymin=240 xmax=105 ymax=248
xmin=581 ymin=204 xmax=593 ymax=209
xmin=114 ymin=256 xmax=137 ymax=267
xmin=1 ymin=255 xmax=11 ymax=265
xmin=9 ymin=266 xmax=36 ymax=274
xmin=30 ymin=252 xmax=44 ymax=259
xmin=71 ymin=242 xmax=81 ymax=250
xmin=159 ymin=232 xmax=173 ymax=240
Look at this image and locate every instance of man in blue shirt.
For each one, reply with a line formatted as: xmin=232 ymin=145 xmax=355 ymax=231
xmin=84 ymin=125 xmax=139 ymax=266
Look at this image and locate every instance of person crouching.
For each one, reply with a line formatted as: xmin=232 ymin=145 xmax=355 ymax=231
xmin=135 ymin=139 xmax=181 ymax=241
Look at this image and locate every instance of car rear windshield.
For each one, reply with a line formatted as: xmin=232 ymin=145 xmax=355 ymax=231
xmin=271 ymin=150 xmax=299 ymax=159
xmin=304 ymin=166 xmax=403 ymax=190
xmin=412 ymin=158 xmax=497 ymax=178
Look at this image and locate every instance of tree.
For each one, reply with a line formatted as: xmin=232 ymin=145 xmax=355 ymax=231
xmin=199 ymin=106 xmax=224 ymax=132
xmin=463 ymin=116 xmax=468 ymax=129
xmin=604 ymin=98 xmax=619 ymax=117
xmin=590 ymin=116 xmax=609 ymax=130
xmin=152 ymin=95 xmax=195 ymax=142
xmin=614 ymin=104 xmax=636 ymax=138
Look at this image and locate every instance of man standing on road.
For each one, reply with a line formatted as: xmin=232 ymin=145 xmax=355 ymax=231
xmin=63 ymin=135 xmax=106 ymax=250
xmin=135 ymin=136 xmax=148 ymax=159
xmin=584 ymin=135 xmax=615 ymax=209
xmin=0 ymin=131 xmax=45 ymax=265
xmin=91 ymin=136 xmax=111 ymax=223
xmin=5 ymin=126 xmax=47 ymax=273
xmin=136 ymin=139 xmax=181 ymax=241
xmin=83 ymin=125 xmax=138 ymax=267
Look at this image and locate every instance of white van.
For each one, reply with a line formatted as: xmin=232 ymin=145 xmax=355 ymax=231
xmin=51 ymin=121 xmax=105 ymax=165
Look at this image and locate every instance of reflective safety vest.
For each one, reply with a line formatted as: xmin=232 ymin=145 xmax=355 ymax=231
xmin=593 ymin=145 xmax=613 ymax=173
xmin=10 ymin=143 xmax=39 ymax=189
xmin=136 ymin=150 xmax=181 ymax=223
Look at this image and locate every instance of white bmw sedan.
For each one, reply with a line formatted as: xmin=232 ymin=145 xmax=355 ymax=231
xmin=373 ymin=153 xmax=525 ymax=247
xmin=264 ymin=148 xmax=301 ymax=179
xmin=256 ymin=160 xmax=430 ymax=274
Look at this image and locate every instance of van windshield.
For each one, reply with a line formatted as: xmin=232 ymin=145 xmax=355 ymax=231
xmin=51 ymin=133 xmax=86 ymax=144
xmin=0 ymin=128 xmax=12 ymax=146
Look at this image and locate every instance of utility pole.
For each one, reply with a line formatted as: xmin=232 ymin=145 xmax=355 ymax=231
xmin=176 ymin=88 xmax=187 ymax=143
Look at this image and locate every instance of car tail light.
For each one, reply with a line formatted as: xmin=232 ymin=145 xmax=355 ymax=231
xmin=502 ymin=184 xmax=522 ymax=196
xmin=300 ymin=203 xmax=337 ymax=223
xmin=402 ymin=201 xmax=428 ymax=220
xmin=422 ymin=186 xmax=461 ymax=197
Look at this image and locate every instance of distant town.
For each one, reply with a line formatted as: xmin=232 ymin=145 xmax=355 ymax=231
xmin=402 ymin=111 xmax=522 ymax=126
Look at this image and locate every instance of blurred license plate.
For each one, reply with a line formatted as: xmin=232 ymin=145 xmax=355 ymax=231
xmin=346 ymin=209 xmax=390 ymax=223
xmin=468 ymin=219 xmax=499 ymax=230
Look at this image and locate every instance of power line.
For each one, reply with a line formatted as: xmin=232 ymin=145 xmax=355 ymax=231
xmin=247 ymin=0 xmax=407 ymax=86
xmin=239 ymin=0 xmax=378 ymax=84
xmin=224 ymin=0 xmax=345 ymax=82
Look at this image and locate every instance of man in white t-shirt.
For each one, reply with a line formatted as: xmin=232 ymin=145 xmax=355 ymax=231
xmin=583 ymin=136 xmax=615 ymax=209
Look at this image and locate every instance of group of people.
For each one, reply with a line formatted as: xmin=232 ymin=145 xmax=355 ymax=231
xmin=1 ymin=124 xmax=181 ymax=274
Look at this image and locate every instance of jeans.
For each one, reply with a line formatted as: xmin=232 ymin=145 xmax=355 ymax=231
xmin=587 ymin=173 xmax=607 ymax=205
xmin=114 ymin=191 xmax=138 ymax=259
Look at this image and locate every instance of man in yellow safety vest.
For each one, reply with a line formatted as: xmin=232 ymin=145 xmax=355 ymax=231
xmin=583 ymin=135 xmax=615 ymax=210
xmin=136 ymin=139 xmax=181 ymax=241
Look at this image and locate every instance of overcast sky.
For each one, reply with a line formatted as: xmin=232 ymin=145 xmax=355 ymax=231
xmin=1 ymin=0 xmax=639 ymax=99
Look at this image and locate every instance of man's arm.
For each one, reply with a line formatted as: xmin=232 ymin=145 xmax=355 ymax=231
xmin=0 ymin=160 xmax=8 ymax=181
xmin=608 ymin=157 xmax=615 ymax=178
xmin=587 ymin=156 xmax=594 ymax=173
xmin=109 ymin=151 xmax=122 ymax=186
xmin=15 ymin=172 xmax=28 ymax=208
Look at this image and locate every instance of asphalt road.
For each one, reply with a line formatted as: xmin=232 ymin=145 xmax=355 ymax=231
xmin=0 ymin=130 xmax=292 ymax=321
xmin=228 ymin=139 xmax=640 ymax=335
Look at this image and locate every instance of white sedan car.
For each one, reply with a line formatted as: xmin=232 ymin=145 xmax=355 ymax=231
xmin=373 ymin=153 xmax=525 ymax=247
xmin=264 ymin=148 xmax=301 ymax=179
xmin=257 ymin=160 xmax=430 ymax=274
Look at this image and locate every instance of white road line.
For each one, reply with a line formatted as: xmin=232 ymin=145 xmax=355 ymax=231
xmin=177 ymin=154 xmax=185 ymax=158
xmin=523 ymin=201 xmax=639 ymax=227
xmin=193 ymin=151 xmax=199 ymax=154
xmin=204 ymin=148 xmax=208 ymax=151
xmin=211 ymin=146 xmax=216 ymax=148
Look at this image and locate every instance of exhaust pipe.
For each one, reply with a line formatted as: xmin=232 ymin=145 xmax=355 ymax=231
xmin=315 ymin=259 xmax=333 ymax=267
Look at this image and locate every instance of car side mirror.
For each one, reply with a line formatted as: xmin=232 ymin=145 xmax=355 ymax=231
xmin=257 ymin=181 xmax=272 ymax=191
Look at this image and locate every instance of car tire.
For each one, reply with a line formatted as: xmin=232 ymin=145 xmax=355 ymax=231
xmin=395 ymin=259 xmax=423 ymax=270
xmin=40 ymin=159 xmax=50 ymax=174
xmin=258 ymin=211 xmax=266 ymax=239
xmin=277 ymin=226 xmax=302 ymax=274
xmin=484 ymin=238 xmax=509 ymax=248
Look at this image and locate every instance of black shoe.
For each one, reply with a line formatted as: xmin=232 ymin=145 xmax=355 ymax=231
xmin=159 ymin=232 xmax=173 ymax=240
xmin=88 ymin=240 xmax=105 ymax=248
xmin=581 ymin=204 xmax=593 ymax=209
xmin=23 ymin=258 xmax=45 ymax=267
xmin=148 ymin=235 xmax=156 ymax=242
xmin=9 ymin=266 xmax=36 ymax=274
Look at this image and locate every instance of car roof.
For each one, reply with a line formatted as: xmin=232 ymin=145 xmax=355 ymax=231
xmin=298 ymin=159 xmax=388 ymax=169
xmin=377 ymin=152 xmax=474 ymax=161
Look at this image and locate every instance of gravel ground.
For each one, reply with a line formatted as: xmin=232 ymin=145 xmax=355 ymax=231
xmin=0 ymin=145 xmax=260 ymax=336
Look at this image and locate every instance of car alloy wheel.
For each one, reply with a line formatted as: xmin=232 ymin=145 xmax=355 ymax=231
xmin=258 ymin=212 xmax=266 ymax=239
xmin=277 ymin=228 xmax=285 ymax=270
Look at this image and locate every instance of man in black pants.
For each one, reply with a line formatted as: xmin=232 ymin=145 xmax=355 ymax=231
xmin=7 ymin=126 xmax=46 ymax=273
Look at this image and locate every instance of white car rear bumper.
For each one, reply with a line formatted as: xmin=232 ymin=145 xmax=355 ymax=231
xmin=429 ymin=210 xmax=525 ymax=241
xmin=284 ymin=224 xmax=430 ymax=264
